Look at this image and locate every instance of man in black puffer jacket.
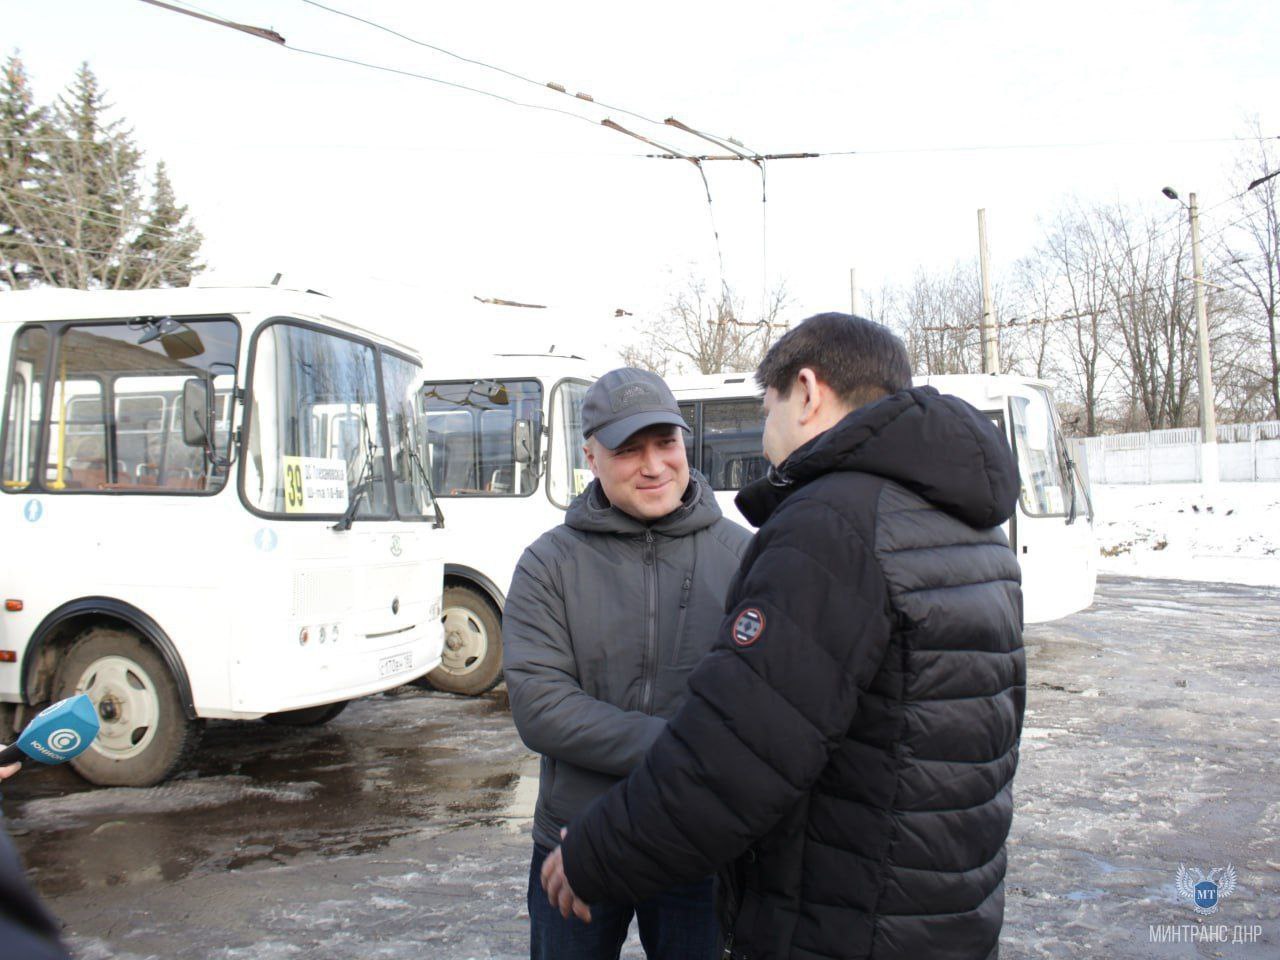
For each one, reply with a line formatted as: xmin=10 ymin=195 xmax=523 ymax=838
xmin=542 ymin=313 xmax=1025 ymax=960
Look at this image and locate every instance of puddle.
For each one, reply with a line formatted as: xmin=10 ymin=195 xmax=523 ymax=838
xmin=6 ymin=688 xmax=535 ymax=897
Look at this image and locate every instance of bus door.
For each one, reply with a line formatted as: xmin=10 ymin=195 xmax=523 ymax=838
xmin=1004 ymin=383 xmax=1097 ymax=623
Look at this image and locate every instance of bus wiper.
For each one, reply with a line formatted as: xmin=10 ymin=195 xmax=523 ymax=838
xmin=399 ymin=427 xmax=445 ymax=528
xmin=334 ymin=403 xmax=378 ymax=532
xmin=1064 ymin=455 xmax=1079 ymax=525
xmin=332 ymin=455 xmax=372 ymax=532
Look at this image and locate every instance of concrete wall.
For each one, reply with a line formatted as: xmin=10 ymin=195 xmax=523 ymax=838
xmin=1069 ymin=421 xmax=1280 ymax=484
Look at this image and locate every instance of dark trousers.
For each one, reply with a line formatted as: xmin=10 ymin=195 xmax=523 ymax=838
xmin=528 ymin=843 xmax=719 ymax=960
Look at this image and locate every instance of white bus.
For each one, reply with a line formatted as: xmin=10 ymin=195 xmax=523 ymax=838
xmin=0 ymin=286 xmax=445 ymax=786
xmin=415 ymin=354 xmax=595 ymax=695
xmin=669 ymin=372 xmax=1097 ymax=623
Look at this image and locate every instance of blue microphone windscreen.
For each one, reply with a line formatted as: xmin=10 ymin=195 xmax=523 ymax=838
xmin=16 ymin=694 xmax=102 ymax=764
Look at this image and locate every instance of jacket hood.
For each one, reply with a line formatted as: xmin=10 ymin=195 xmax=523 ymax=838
xmin=738 ymin=386 xmax=1020 ymax=530
xmin=566 ymin=469 xmax=724 ymax=537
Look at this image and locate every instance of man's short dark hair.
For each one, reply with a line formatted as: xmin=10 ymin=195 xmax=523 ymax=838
xmin=756 ymin=312 xmax=913 ymax=408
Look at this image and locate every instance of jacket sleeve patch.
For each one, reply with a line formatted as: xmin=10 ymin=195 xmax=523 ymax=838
xmin=732 ymin=607 xmax=766 ymax=647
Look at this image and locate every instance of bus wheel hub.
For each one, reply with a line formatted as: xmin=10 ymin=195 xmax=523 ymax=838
xmin=440 ymin=607 xmax=486 ymax=674
xmin=77 ymin=655 xmax=161 ymax=760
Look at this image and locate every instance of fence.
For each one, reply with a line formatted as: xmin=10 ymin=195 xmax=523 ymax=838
xmin=1069 ymin=421 xmax=1280 ymax=484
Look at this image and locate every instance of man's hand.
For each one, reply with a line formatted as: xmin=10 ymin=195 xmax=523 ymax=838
xmin=541 ymin=828 xmax=592 ymax=923
xmin=0 ymin=748 xmax=20 ymax=781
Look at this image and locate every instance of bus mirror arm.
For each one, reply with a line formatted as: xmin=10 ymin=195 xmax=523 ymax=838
xmin=207 ymin=363 xmax=240 ymax=473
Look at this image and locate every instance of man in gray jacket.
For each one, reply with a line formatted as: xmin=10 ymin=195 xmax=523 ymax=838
xmin=503 ymin=367 xmax=750 ymax=960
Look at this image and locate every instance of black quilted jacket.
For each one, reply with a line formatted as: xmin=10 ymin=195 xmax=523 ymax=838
xmin=561 ymin=386 xmax=1025 ymax=960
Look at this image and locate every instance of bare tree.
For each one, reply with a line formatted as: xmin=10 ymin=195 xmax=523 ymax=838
xmin=896 ymin=263 xmax=984 ymax=375
xmin=1220 ymin=131 xmax=1280 ymax=420
xmin=1027 ymin=206 xmax=1119 ymax=434
xmin=1005 ymin=253 xmax=1061 ymax=382
xmin=619 ymin=277 xmax=791 ymax=375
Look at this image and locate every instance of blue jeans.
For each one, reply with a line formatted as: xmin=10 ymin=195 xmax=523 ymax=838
xmin=528 ymin=843 xmax=719 ymax=960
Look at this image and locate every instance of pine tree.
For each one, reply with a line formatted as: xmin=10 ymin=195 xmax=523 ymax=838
xmin=126 ymin=160 xmax=203 ymax=287
xmin=44 ymin=62 xmax=144 ymax=288
xmin=1 ymin=59 xmax=204 ymax=290
xmin=0 ymin=51 xmax=54 ymax=290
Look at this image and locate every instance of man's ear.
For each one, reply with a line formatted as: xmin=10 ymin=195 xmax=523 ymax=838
xmin=584 ymin=441 xmax=600 ymax=477
xmin=796 ymin=368 xmax=822 ymax=424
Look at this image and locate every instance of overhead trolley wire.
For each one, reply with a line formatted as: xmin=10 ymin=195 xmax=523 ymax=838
xmin=297 ymin=0 xmax=756 ymax=298
xmin=298 ymin=0 xmax=743 ymax=144
xmin=282 ymin=45 xmax=606 ymax=127
xmin=134 ymin=0 xmax=743 ymax=294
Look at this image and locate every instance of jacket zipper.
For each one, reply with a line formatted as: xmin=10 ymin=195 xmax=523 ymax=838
xmin=669 ymin=572 xmax=693 ymax=666
xmin=641 ymin=529 xmax=657 ymax=714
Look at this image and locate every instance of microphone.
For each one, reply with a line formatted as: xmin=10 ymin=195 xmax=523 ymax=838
xmin=0 ymin=694 xmax=101 ymax=767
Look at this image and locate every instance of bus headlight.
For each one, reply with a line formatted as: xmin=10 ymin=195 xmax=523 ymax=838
xmin=299 ymin=626 xmax=310 ymax=647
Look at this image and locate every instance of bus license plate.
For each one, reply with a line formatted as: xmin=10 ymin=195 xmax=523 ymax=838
xmin=378 ymin=652 xmax=413 ymax=677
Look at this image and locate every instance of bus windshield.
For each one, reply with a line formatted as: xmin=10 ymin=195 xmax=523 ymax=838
xmin=243 ymin=322 xmax=434 ymax=520
xmin=547 ymin=380 xmax=590 ymax=507
xmin=382 ymin=352 xmax=436 ymax=518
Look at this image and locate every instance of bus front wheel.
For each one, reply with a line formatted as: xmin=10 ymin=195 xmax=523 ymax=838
xmin=52 ymin=628 xmax=203 ymax=787
xmin=421 ymin=585 xmax=503 ymax=696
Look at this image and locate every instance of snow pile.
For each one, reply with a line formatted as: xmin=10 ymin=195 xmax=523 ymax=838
xmin=1090 ymin=482 xmax=1280 ymax=586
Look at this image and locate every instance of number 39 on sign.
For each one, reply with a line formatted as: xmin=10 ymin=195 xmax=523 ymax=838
xmin=282 ymin=456 xmax=349 ymax=514
xmin=284 ymin=459 xmax=306 ymax=512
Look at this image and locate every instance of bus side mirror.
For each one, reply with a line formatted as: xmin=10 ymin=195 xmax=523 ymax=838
xmin=513 ymin=419 xmax=534 ymax=465
xmin=183 ymin=379 xmax=209 ymax=448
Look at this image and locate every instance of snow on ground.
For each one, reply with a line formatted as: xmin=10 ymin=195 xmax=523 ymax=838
xmin=1090 ymin=482 xmax=1280 ymax=587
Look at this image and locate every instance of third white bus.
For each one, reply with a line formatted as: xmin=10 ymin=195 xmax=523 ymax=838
xmin=669 ymin=372 xmax=1097 ymax=623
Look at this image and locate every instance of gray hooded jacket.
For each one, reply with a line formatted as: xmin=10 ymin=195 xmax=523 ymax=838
xmin=503 ymin=470 xmax=751 ymax=852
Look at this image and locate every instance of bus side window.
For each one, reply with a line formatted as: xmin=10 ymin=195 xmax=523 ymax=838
xmin=701 ymin=399 xmax=767 ymax=491
xmin=422 ymin=380 xmax=544 ymax=497
xmin=53 ymin=385 xmax=107 ymax=490
xmin=2 ymin=327 xmax=49 ymax=491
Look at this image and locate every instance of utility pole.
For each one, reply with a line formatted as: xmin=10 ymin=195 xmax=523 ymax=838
xmin=977 ymin=209 xmax=999 ymax=374
xmin=1189 ymin=192 xmax=1218 ymax=486
xmin=849 ymin=267 xmax=858 ymax=316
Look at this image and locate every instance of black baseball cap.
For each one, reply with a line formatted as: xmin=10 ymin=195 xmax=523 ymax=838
xmin=581 ymin=367 xmax=690 ymax=450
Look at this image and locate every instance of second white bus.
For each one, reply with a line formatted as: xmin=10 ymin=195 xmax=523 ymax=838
xmin=415 ymin=354 xmax=595 ymax=695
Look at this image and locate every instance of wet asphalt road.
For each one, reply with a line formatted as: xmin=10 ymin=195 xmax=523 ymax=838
xmin=4 ymin=575 xmax=1280 ymax=959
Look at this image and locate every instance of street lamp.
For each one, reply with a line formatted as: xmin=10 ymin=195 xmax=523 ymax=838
xmin=1162 ymin=186 xmax=1218 ymax=487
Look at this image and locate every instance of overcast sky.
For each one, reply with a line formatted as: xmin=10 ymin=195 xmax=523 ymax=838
xmin=6 ymin=0 xmax=1278 ymax=364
